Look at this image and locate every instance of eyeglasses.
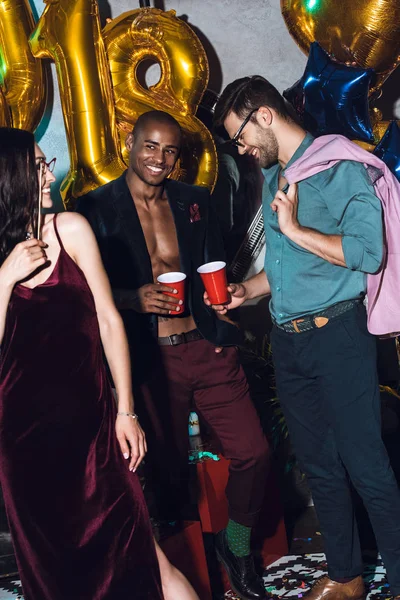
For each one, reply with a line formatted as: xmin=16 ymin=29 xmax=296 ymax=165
xmin=230 ymin=108 xmax=260 ymax=148
xmin=36 ymin=157 xmax=56 ymax=173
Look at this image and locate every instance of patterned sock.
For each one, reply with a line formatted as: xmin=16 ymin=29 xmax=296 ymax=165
xmin=226 ymin=519 xmax=251 ymax=557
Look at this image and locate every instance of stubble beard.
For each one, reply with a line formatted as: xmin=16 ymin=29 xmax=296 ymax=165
xmin=258 ymin=130 xmax=279 ymax=169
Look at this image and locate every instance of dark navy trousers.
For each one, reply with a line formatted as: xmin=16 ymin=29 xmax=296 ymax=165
xmin=271 ymin=304 xmax=400 ymax=593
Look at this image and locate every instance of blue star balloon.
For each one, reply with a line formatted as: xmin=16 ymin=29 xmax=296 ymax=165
xmin=283 ymin=42 xmax=374 ymax=143
xmin=373 ymin=120 xmax=400 ymax=183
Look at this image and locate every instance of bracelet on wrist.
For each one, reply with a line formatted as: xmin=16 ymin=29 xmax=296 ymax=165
xmin=117 ymin=411 xmax=138 ymax=420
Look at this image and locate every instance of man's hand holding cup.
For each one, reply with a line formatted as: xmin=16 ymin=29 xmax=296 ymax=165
xmin=204 ymin=283 xmax=247 ymax=314
xmin=197 ymin=261 xmax=248 ymax=314
xmin=156 ymin=272 xmax=186 ymax=315
xmin=133 ymin=281 xmax=183 ymax=315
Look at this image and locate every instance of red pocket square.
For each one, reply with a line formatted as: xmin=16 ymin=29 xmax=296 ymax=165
xmin=189 ymin=203 xmax=201 ymax=223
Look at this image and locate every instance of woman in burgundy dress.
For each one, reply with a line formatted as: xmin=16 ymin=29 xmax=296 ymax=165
xmin=0 ymin=128 xmax=199 ymax=600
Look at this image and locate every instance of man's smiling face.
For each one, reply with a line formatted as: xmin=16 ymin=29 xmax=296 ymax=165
xmin=126 ymin=120 xmax=181 ymax=187
xmin=224 ymin=109 xmax=279 ymax=169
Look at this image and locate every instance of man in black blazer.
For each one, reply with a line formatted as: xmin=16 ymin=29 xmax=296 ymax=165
xmin=77 ymin=110 xmax=269 ymax=600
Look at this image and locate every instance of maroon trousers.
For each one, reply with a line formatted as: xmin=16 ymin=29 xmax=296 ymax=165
xmin=134 ymin=338 xmax=270 ymax=527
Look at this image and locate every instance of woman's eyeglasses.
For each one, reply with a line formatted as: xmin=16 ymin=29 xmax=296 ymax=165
xmin=36 ymin=157 xmax=56 ymax=173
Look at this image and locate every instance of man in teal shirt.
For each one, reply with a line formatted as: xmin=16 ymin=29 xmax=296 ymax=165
xmin=210 ymin=75 xmax=400 ymax=600
xmin=263 ymin=131 xmax=383 ymax=324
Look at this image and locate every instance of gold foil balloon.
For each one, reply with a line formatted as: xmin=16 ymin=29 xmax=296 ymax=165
xmin=374 ymin=121 xmax=392 ymax=143
xmin=103 ymin=8 xmax=217 ymax=190
xmin=0 ymin=89 xmax=11 ymax=128
xmin=29 ymin=0 xmax=126 ymax=208
xmin=281 ymin=0 xmax=400 ymax=94
xmin=0 ymin=0 xmax=46 ymax=130
xmin=356 ymin=120 xmax=394 ymax=153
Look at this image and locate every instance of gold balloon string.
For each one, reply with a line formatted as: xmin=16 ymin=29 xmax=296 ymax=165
xmin=36 ymin=166 xmax=43 ymax=241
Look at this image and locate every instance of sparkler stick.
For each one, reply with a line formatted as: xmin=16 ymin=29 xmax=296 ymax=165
xmin=36 ymin=163 xmax=43 ymax=240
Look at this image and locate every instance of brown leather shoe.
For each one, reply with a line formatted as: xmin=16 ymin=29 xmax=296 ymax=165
xmin=304 ymin=575 xmax=365 ymax=599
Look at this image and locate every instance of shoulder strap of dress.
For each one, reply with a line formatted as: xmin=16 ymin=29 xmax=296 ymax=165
xmin=52 ymin=213 xmax=64 ymax=249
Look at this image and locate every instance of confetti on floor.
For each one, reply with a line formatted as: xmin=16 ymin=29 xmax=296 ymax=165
xmin=224 ymin=552 xmax=392 ymax=599
xmin=0 ymin=553 xmax=392 ymax=599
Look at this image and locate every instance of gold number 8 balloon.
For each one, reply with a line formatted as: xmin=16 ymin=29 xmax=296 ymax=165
xmin=27 ymin=0 xmax=217 ymax=209
xmin=103 ymin=8 xmax=217 ymax=192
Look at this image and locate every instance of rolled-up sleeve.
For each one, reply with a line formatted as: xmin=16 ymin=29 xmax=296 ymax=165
xmin=323 ymin=161 xmax=383 ymax=274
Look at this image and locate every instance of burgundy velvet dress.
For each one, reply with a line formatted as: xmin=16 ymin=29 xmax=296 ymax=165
xmin=0 ymin=216 xmax=163 ymax=600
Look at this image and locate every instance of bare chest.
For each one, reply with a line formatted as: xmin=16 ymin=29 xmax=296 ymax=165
xmin=135 ymin=200 xmax=181 ymax=279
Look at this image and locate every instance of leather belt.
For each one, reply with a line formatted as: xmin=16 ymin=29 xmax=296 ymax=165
xmin=158 ymin=328 xmax=203 ymax=346
xmin=273 ymin=299 xmax=362 ymax=334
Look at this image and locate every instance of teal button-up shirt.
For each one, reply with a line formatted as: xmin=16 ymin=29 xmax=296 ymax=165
xmin=262 ymin=133 xmax=383 ymax=324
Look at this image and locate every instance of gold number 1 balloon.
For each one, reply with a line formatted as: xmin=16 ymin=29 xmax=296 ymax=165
xmin=30 ymin=0 xmax=126 ymax=208
xmin=281 ymin=0 xmax=400 ymax=94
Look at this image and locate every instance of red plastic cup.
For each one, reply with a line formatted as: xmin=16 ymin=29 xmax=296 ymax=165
xmin=197 ymin=261 xmax=229 ymax=305
xmin=157 ymin=272 xmax=186 ymax=315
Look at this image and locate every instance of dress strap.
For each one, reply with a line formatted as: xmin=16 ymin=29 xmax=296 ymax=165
xmin=52 ymin=214 xmax=64 ymax=249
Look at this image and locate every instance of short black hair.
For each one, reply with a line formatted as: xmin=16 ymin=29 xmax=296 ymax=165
xmin=132 ymin=110 xmax=182 ymax=140
xmin=214 ymin=75 xmax=291 ymax=128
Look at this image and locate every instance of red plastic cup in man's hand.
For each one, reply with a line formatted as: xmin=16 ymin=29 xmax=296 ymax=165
xmin=197 ymin=261 xmax=229 ymax=305
xmin=157 ymin=272 xmax=186 ymax=315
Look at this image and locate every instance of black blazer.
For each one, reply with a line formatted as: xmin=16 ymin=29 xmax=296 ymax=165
xmin=76 ymin=173 xmax=242 ymax=380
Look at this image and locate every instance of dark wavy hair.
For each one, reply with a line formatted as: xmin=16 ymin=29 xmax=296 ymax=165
xmin=0 ymin=128 xmax=39 ymax=266
xmin=214 ymin=75 xmax=292 ymax=128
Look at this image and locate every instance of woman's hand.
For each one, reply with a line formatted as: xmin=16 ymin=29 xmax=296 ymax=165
xmin=115 ymin=415 xmax=147 ymax=472
xmin=0 ymin=239 xmax=47 ymax=287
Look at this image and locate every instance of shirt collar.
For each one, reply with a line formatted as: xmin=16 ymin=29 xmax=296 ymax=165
xmin=283 ymin=132 xmax=315 ymax=174
xmin=261 ymin=132 xmax=314 ymax=175
xmin=262 ymin=132 xmax=314 ymax=199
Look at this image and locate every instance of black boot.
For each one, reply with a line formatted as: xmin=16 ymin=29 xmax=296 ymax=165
xmin=215 ymin=530 xmax=266 ymax=600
